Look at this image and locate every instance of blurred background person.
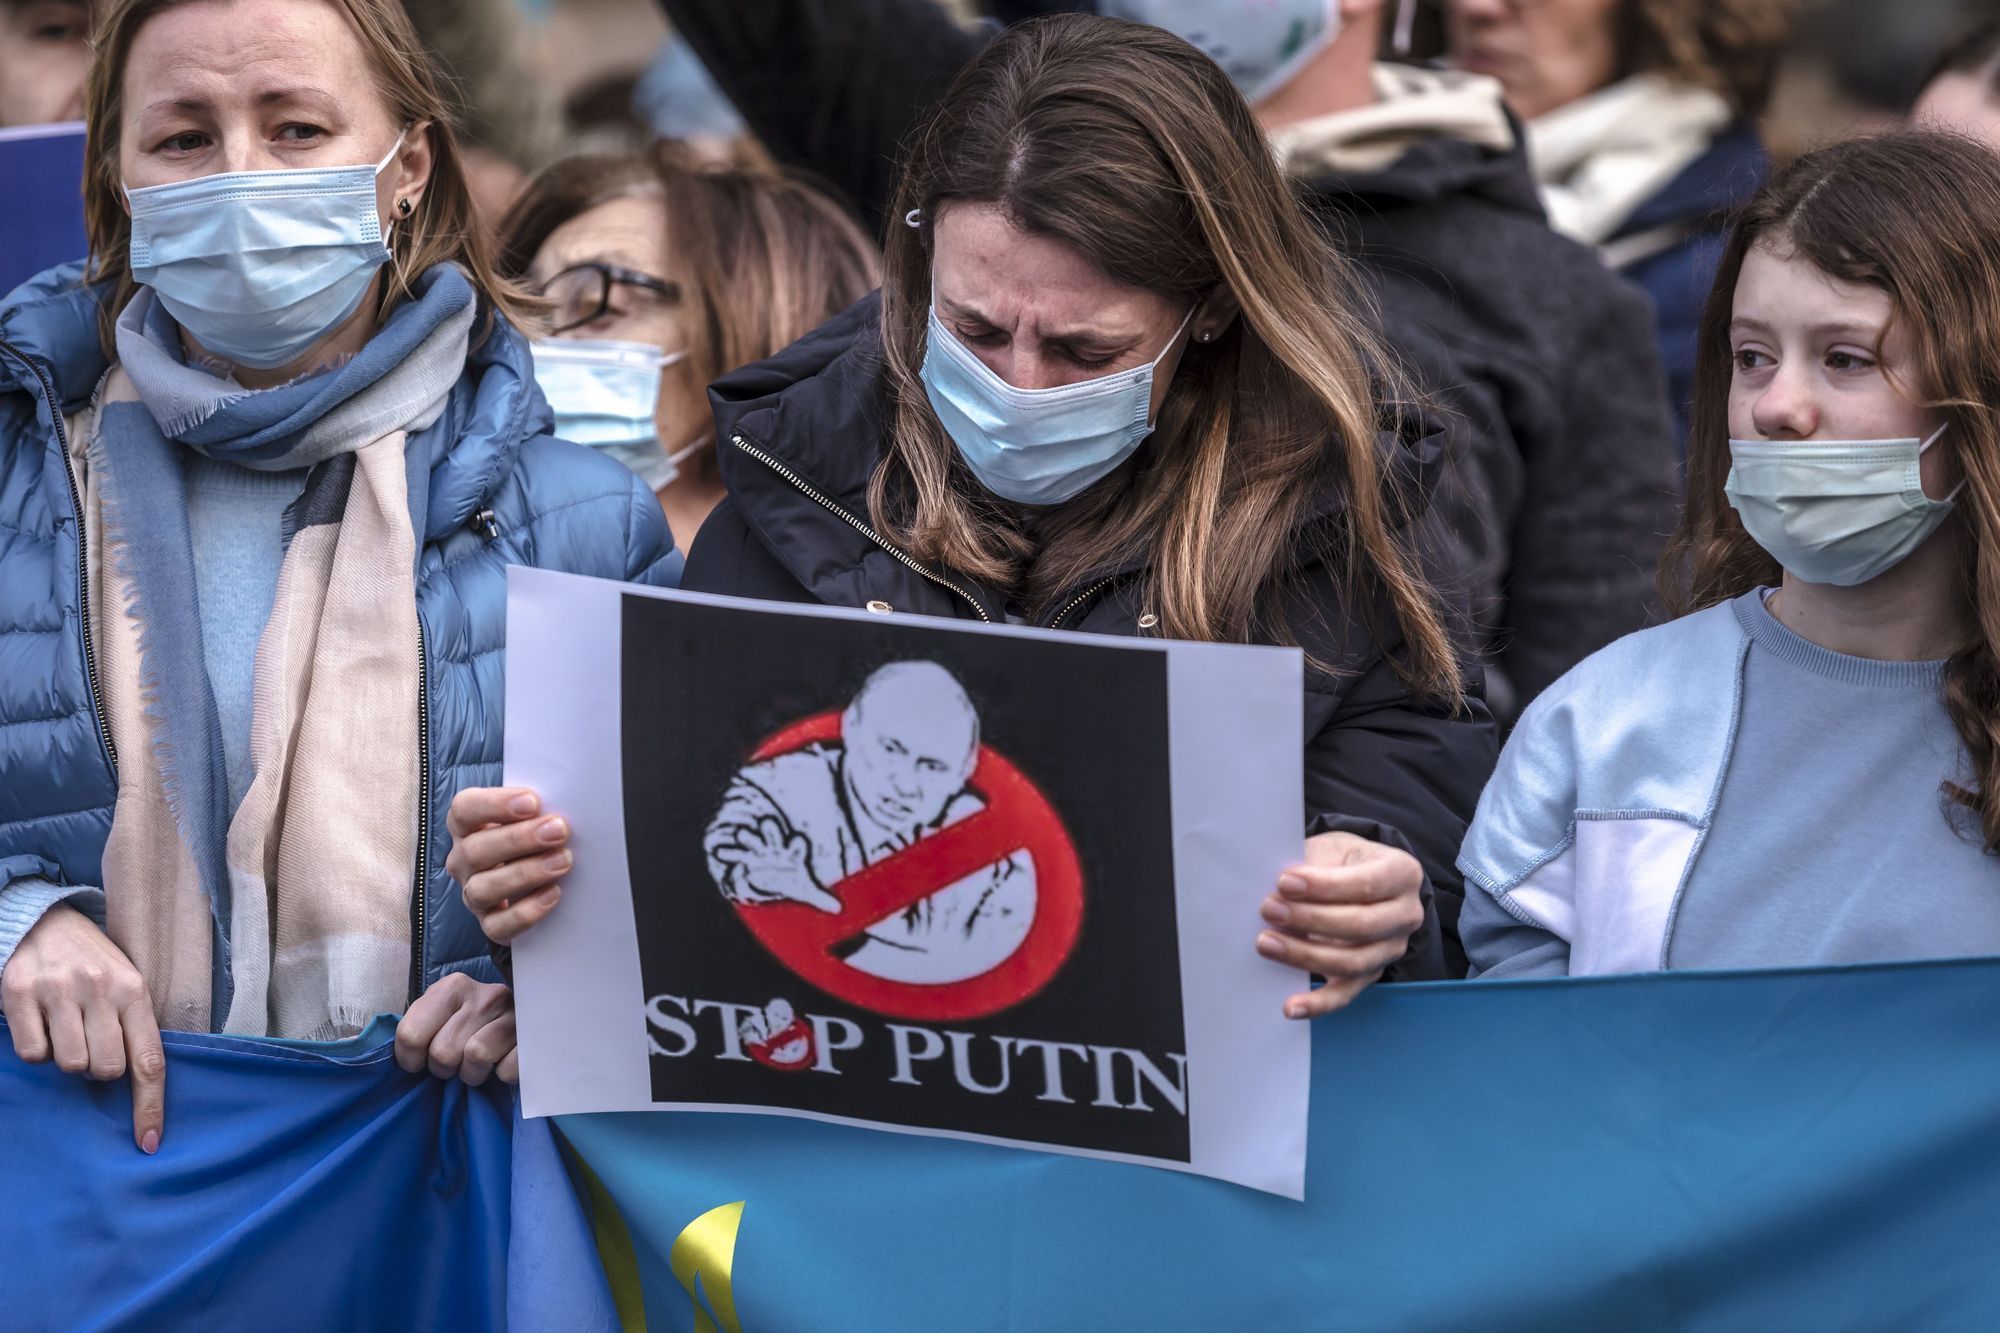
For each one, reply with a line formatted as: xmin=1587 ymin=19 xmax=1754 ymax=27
xmin=1762 ymin=0 xmax=1975 ymax=159
xmin=1447 ymin=0 xmax=1797 ymax=443
xmin=1913 ymin=19 xmax=2000 ymax=149
xmin=404 ymin=0 xmax=559 ymax=243
xmin=0 ymin=0 xmax=90 ymax=128
xmin=653 ymin=0 xmax=1678 ymax=738
xmin=499 ymin=142 xmax=879 ymax=551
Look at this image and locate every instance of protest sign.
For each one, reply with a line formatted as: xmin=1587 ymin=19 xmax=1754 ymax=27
xmin=504 ymin=567 xmax=1309 ymax=1197
xmin=0 ymin=123 xmax=86 ymax=299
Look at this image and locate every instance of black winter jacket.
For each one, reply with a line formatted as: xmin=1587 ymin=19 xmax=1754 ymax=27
xmin=682 ymin=296 xmax=1499 ymax=977
xmin=655 ymin=0 xmax=1680 ymax=723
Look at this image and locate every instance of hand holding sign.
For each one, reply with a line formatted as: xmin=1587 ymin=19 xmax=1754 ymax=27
xmin=1256 ymin=830 xmax=1427 ymax=1019
xmin=712 ymin=819 xmax=841 ymax=913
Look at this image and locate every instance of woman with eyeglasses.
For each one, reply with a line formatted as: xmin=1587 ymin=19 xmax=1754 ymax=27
xmin=499 ymin=141 xmax=881 ymax=552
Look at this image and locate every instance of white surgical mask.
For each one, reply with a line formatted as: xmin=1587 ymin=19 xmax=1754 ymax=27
xmin=532 ymin=338 xmax=691 ymax=490
xmin=1724 ymin=425 xmax=1960 ymax=587
xmin=126 ymin=136 xmax=404 ymax=371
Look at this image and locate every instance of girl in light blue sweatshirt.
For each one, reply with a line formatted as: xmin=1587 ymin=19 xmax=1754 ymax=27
xmin=1460 ymin=131 xmax=2000 ymax=977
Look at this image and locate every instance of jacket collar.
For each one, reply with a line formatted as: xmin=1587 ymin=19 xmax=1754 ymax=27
xmin=0 ymin=260 xmax=111 ymax=406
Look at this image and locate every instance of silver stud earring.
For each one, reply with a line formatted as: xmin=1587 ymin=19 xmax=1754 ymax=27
xmin=1197 ymin=329 xmax=1213 ymax=344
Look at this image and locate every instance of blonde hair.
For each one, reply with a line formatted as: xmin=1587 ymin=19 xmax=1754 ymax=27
xmin=81 ymin=0 xmax=540 ymax=350
xmin=874 ymin=15 xmax=1459 ymax=701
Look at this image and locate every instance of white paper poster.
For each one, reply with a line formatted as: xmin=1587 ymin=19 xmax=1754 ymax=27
xmin=504 ymin=568 xmax=1311 ymax=1198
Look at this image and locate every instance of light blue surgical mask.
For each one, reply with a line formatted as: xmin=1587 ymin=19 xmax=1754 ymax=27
xmin=919 ymin=301 xmax=1194 ymax=507
xmin=532 ymin=338 xmax=693 ymax=491
xmin=126 ymin=136 xmax=404 ymax=371
xmin=1725 ymin=425 xmax=1961 ymax=587
xmin=1098 ymin=0 xmax=1342 ymax=104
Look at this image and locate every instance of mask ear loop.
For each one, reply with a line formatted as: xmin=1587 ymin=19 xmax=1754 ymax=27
xmin=378 ymin=128 xmax=417 ymax=302
xmin=1918 ymin=422 xmax=1967 ymax=503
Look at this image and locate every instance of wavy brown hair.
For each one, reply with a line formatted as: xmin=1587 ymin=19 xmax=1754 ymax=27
xmin=80 ymin=0 xmax=539 ymax=351
xmin=497 ymin=141 xmax=880 ymax=404
xmin=1619 ymin=0 xmax=1798 ymax=116
xmin=874 ymin=14 xmax=1458 ymax=701
xmin=1662 ymin=131 xmax=2000 ymax=849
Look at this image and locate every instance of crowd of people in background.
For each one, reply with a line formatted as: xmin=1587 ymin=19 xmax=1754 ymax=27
xmin=4 ymin=0 xmax=2000 ymax=1159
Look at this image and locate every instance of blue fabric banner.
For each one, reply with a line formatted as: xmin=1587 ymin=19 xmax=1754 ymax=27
xmin=0 ymin=1017 xmax=519 ymax=1333
xmin=544 ymin=958 xmax=2000 ymax=1331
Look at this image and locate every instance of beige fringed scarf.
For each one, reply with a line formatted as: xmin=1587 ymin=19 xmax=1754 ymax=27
xmin=76 ymin=276 xmax=472 ymax=1038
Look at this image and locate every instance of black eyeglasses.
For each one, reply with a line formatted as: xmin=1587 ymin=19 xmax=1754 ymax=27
xmin=536 ymin=262 xmax=681 ymax=335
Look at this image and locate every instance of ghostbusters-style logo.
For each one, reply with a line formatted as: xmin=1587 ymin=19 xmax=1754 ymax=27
xmin=703 ymin=663 xmax=1084 ymax=1022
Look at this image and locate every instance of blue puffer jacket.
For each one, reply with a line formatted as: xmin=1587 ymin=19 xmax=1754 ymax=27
xmin=0 ymin=264 xmax=679 ymax=997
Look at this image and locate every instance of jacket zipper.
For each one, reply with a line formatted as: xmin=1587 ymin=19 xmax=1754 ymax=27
xmin=408 ymin=619 xmax=431 ymax=1003
xmin=728 ymin=433 xmax=993 ymax=622
xmin=1046 ymin=576 xmax=1118 ymax=630
xmin=0 ymin=336 xmax=118 ymax=778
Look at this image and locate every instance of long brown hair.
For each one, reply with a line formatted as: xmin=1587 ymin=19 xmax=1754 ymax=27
xmin=81 ymin=0 xmax=539 ymax=350
xmin=875 ymin=14 xmax=1458 ymax=701
xmin=497 ymin=141 xmax=881 ymax=400
xmin=1662 ymin=131 xmax=2000 ymax=849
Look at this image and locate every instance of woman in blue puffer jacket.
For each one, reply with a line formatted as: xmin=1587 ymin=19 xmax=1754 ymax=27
xmin=0 ymin=0 xmax=675 ymax=1156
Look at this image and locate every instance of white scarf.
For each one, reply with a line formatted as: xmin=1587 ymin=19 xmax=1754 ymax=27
xmin=1527 ymin=74 xmax=1733 ymax=265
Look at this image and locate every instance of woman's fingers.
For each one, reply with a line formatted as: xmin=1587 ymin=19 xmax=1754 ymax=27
xmin=463 ymin=848 xmax=571 ymax=916
xmin=446 ymin=786 xmax=541 ymax=841
xmin=445 ymin=793 xmax=570 ymax=947
xmin=497 ymin=1048 xmax=520 ymax=1085
xmin=1261 ymin=893 xmax=1423 ymax=946
xmin=458 ymin=1010 xmax=516 ymax=1088
xmin=1276 ymin=857 xmax=1418 ymax=906
xmin=2 ymin=983 xmax=51 ymax=1062
xmin=426 ymin=1005 xmax=477 ymax=1082
xmin=396 ymin=978 xmax=515 ymax=1084
xmin=1282 ymin=974 xmax=1378 ymax=1020
xmin=44 ymin=995 xmax=90 ymax=1075
xmin=395 ymin=973 xmax=468 ymax=1074
xmin=1256 ymin=929 xmax=1408 ymax=981
xmin=446 ymin=815 xmax=569 ymax=892
xmin=479 ymin=885 xmax=563 ymax=945
xmin=82 ymin=990 xmax=129 ymax=1080
xmin=122 ymin=999 xmax=167 ymax=1154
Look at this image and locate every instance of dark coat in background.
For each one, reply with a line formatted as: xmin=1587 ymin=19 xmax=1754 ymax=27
xmin=1608 ymin=120 xmax=1769 ymax=446
xmin=657 ymin=0 xmax=1682 ymax=724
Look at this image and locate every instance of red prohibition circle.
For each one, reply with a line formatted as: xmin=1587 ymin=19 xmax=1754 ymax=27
xmin=733 ymin=712 xmax=1084 ymax=1021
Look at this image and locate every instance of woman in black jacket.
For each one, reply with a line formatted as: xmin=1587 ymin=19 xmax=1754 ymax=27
xmin=451 ymin=16 xmax=1498 ymax=1006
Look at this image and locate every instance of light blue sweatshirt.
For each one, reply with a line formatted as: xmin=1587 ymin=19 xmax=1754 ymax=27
xmin=1461 ymin=590 xmax=2000 ymax=977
